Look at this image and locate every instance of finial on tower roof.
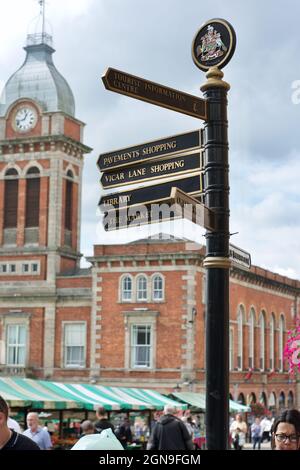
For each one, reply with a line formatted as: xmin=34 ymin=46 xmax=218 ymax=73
xmin=26 ymin=0 xmax=53 ymax=47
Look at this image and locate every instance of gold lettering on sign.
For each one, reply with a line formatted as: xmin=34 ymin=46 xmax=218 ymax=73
xmin=150 ymin=160 xmax=185 ymax=173
xmin=104 ymin=195 xmax=131 ymax=206
xmin=142 ymin=140 xmax=177 ymax=156
xmin=128 ymin=168 xmax=146 ymax=178
xmin=103 ymin=150 xmax=140 ymax=165
xmin=103 ymin=172 xmax=125 ymax=183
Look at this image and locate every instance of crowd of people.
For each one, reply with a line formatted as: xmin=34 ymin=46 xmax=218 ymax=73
xmin=1 ymin=394 xmax=300 ymax=451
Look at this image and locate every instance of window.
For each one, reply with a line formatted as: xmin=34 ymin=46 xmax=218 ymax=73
xmin=0 ymin=265 xmax=7 ymax=274
xmin=229 ymin=328 xmax=234 ymax=371
xmin=131 ymin=325 xmax=152 ymax=368
xmin=65 ymin=171 xmax=74 ymax=231
xmin=279 ymin=315 xmax=284 ymax=372
xmin=22 ymin=264 xmax=30 ymax=273
xmin=237 ymin=306 xmax=244 ymax=370
xmin=31 ymin=263 xmax=38 ymax=273
xmin=259 ymin=312 xmax=266 ymax=371
xmin=121 ymin=276 xmax=132 ymax=301
xmin=137 ymin=275 xmax=147 ymax=301
xmin=64 ymin=323 xmax=86 ymax=368
xmin=152 ymin=275 xmax=163 ymax=301
xmin=270 ymin=314 xmax=275 ymax=370
xmin=249 ymin=308 xmax=255 ymax=369
xmin=4 ymin=169 xmax=19 ymax=229
xmin=9 ymin=264 xmax=16 ymax=273
xmin=6 ymin=324 xmax=26 ymax=366
xmin=25 ymin=168 xmax=40 ymax=228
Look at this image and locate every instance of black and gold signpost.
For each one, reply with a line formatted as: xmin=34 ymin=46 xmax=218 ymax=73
xmin=192 ymin=18 xmax=236 ymax=449
xmin=100 ymin=17 xmax=236 ymax=450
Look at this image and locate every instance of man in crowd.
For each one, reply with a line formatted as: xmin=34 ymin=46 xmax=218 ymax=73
xmin=147 ymin=404 xmax=194 ymax=450
xmin=0 ymin=395 xmax=39 ymax=450
xmin=23 ymin=412 xmax=52 ymax=450
xmin=94 ymin=406 xmax=115 ymax=434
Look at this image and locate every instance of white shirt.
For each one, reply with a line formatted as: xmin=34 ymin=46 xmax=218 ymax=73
xmin=7 ymin=417 xmax=21 ymax=433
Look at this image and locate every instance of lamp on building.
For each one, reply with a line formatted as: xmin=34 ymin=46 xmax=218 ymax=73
xmin=188 ymin=307 xmax=197 ymax=324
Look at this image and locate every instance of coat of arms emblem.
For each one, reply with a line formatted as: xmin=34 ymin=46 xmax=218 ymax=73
xmin=196 ymin=24 xmax=228 ymax=63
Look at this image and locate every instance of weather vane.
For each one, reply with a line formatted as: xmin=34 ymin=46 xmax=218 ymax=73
xmin=38 ymin=0 xmax=46 ymax=36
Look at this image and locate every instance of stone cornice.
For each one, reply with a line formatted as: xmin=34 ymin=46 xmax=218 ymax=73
xmin=0 ymin=134 xmax=92 ymax=155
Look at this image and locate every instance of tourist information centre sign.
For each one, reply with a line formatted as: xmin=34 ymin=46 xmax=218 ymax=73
xmin=102 ymin=68 xmax=207 ymax=120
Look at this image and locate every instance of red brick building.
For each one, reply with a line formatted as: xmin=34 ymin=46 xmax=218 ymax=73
xmin=0 ymin=27 xmax=299 ymax=412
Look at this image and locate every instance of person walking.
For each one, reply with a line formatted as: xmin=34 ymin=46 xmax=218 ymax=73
xmin=230 ymin=413 xmax=247 ymax=450
xmin=271 ymin=409 xmax=300 ymax=451
xmin=23 ymin=412 xmax=52 ymax=450
xmin=0 ymin=396 xmax=39 ymax=450
xmin=251 ymin=417 xmax=262 ymax=450
xmin=147 ymin=404 xmax=194 ymax=450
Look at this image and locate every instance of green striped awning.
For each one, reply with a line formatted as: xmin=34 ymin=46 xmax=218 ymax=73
xmin=172 ymin=392 xmax=250 ymax=412
xmin=0 ymin=377 xmax=187 ymax=411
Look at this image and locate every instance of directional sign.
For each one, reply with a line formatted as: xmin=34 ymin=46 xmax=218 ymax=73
xmin=100 ymin=151 xmax=202 ymax=189
xmin=103 ymin=187 xmax=214 ymax=232
xmin=171 ymin=188 xmax=216 ymax=231
xmin=102 ymin=68 xmax=207 ymax=121
xmin=98 ymin=129 xmax=203 ymax=172
xmin=99 ymin=174 xmax=203 ymax=211
xmin=229 ymin=244 xmax=251 ymax=270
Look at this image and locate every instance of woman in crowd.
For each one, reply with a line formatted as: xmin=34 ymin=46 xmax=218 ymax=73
xmin=271 ymin=409 xmax=300 ymax=451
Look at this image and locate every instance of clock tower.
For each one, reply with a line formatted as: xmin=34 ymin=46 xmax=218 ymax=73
xmin=0 ymin=3 xmax=92 ymax=378
xmin=0 ymin=15 xmax=91 ymax=281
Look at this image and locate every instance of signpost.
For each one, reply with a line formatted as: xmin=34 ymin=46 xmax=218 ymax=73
xmin=98 ymin=129 xmax=203 ymax=172
xmin=103 ymin=187 xmax=217 ymax=232
xmin=100 ymin=151 xmax=203 ymax=189
xmin=100 ymin=17 xmax=237 ymax=450
xmin=229 ymin=244 xmax=251 ymax=270
xmin=99 ymin=174 xmax=203 ymax=211
xmin=102 ymin=68 xmax=207 ymax=120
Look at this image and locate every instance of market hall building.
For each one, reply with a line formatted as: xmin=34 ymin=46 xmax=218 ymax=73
xmin=0 ymin=22 xmax=299 ymax=413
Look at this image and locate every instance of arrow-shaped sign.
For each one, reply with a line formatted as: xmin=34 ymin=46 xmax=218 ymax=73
xmin=102 ymin=68 xmax=207 ymax=121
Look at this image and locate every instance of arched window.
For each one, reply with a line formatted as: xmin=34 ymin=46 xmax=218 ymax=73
xmin=25 ymin=167 xmax=40 ymax=228
xmin=269 ymin=313 xmax=275 ymax=371
xmin=4 ymin=169 xmax=19 ymax=229
xmin=249 ymin=308 xmax=256 ymax=369
xmin=65 ymin=171 xmax=74 ymax=231
xmin=121 ymin=275 xmax=132 ymax=301
xmin=247 ymin=392 xmax=256 ymax=405
xmin=259 ymin=311 xmax=266 ymax=371
xmin=268 ymin=392 xmax=276 ymax=410
xmin=279 ymin=315 xmax=284 ymax=372
xmin=152 ymin=274 xmax=163 ymax=301
xmin=237 ymin=393 xmax=245 ymax=405
xmin=287 ymin=391 xmax=294 ymax=409
xmin=259 ymin=392 xmax=267 ymax=408
xmin=229 ymin=327 xmax=234 ymax=371
xmin=137 ymin=275 xmax=147 ymax=301
xmin=279 ymin=391 xmax=285 ymax=410
xmin=237 ymin=305 xmax=244 ymax=370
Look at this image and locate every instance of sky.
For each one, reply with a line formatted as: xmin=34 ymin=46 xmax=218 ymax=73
xmin=0 ymin=0 xmax=300 ymax=279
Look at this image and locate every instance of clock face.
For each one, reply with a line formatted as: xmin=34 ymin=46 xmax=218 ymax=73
xmin=14 ymin=107 xmax=37 ymax=132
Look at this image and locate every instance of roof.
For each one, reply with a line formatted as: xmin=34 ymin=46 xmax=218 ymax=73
xmin=172 ymin=392 xmax=250 ymax=412
xmin=0 ymin=377 xmax=187 ymax=411
xmin=0 ymin=43 xmax=75 ymax=117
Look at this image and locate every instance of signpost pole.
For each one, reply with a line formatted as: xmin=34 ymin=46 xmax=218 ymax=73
xmin=201 ymin=66 xmax=231 ymax=450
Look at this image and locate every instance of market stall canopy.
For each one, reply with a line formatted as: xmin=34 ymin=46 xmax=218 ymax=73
xmin=0 ymin=377 xmax=187 ymax=411
xmin=172 ymin=392 xmax=250 ymax=412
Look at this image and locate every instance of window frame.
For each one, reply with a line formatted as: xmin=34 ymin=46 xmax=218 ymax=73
xmin=136 ymin=275 xmax=148 ymax=302
xmin=63 ymin=322 xmax=87 ymax=369
xmin=151 ymin=274 xmax=164 ymax=302
xmin=6 ymin=323 xmax=27 ymax=367
xmin=120 ymin=275 xmax=133 ymax=302
xmin=130 ymin=324 xmax=152 ymax=369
